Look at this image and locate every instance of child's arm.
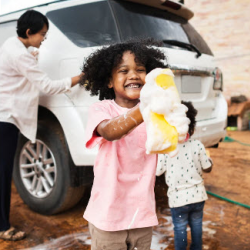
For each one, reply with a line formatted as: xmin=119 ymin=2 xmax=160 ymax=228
xmin=97 ymin=105 xmax=143 ymax=141
xmin=198 ymin=142 xmax=213 ymax=173
xmin=156 ymin=154 xmax=167 ymax=176
xmin=203 ymin=157 xmax=213 ymax=173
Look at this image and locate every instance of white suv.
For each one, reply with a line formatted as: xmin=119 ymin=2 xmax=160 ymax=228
xmin=0 ymin=0 xmax=227 ymax=215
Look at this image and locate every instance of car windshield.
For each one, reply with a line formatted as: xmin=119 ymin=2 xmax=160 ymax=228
xmin=110 ymin=0 xmax=213 ymax=56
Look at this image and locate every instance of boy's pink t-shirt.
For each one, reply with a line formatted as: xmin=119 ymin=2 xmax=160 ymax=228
xmin=84 ymin=100 xmax=158 ymax=231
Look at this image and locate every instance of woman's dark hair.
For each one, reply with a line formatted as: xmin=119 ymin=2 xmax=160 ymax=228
xmin=17 ymin=10 xmax=49 ymax=38
xmin=181 ymin=101 xmax=197 ymax=136
xmin=80 ymin=38 xmax=168 ymax=100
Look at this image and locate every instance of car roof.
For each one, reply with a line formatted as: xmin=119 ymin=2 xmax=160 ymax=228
xmin=122 ymin=0 xmax=194 ymax=20
xmin=0 ymin=0 xmax=194 ymax=22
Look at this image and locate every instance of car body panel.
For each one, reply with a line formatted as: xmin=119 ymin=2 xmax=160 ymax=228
xmin=0 ymin=0 xmax=227 ymax=167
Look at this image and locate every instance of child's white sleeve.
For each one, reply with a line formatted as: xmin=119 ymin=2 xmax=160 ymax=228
xmin=156 ymin=154 xmax=167 ymax=176
xmin=198 ymin=142 xmax=212 ymax=170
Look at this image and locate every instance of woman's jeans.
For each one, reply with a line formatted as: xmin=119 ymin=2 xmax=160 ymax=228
xmin=170 ymin=201 xmax=205 ymax=250
xmin=0 ymin=122 xmax=19 ymax=231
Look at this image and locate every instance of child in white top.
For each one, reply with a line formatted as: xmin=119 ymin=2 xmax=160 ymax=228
xmin=156 ymin=101 xmax=213 ymax=250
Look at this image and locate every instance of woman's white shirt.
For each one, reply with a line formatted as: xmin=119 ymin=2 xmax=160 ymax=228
xmin=0 ymin=36 xmax=71 ymax=142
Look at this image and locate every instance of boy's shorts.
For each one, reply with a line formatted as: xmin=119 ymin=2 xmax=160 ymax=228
xmin=89 ymin=222 xmax=153 ymax=250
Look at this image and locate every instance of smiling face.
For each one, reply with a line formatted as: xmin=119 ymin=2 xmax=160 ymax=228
xmin=26 ymin=24 xmax=48 ymax=48
xmin=109 ymin=51 xmax=146 ymax=108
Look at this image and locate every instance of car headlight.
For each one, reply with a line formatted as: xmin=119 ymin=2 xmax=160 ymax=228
xmin=213 ymin=67 xmax=223 ymax=91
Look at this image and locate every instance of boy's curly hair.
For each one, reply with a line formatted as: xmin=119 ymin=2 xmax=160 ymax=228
xmin=181 ymin=101 xmax=197 ymax=136
xmin=80 ymin=38 xmax=168 ymax=100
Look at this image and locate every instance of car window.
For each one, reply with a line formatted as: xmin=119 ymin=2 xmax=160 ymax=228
xmin=0 ymin=21 xmax=17 ymax=45
xmin=110 ymin=0 xmax=213 ymax=56
xmin=46 ymin=1 xmax=119 ymax=47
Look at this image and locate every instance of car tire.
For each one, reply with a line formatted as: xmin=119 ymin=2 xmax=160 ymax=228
xmin=13 ymin=120 xmax=85 ymax=215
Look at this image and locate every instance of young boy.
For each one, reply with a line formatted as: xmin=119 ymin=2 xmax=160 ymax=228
xmin=156 ymin=101 xmax=213 ymax=250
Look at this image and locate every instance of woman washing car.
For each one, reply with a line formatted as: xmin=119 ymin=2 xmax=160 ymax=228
xmin=0 ymin=10 xmax=83 ymax=241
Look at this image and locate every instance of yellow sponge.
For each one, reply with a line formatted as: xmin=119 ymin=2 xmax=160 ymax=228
xmin=140 ymin=68 xmax=189 ymax=157
xmin=149 ymin=112 xmax=178 ymax=154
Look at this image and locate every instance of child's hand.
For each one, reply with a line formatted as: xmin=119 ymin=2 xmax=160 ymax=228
xmin=208 ymin=157 xmax=213 ymax=166
xmin=203 ymin=157 xmax=213 ymax=173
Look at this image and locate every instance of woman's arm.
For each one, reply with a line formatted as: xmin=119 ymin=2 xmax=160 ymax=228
xmin=30 ymin=50 xmax=83 ymax=88
xmin=16 ymin=53 xmax=82 ymax=94
xmin=97 ymin=105 xmax=143 ymax=141
xmin=71 ymin=72 xmax=84 ymax=87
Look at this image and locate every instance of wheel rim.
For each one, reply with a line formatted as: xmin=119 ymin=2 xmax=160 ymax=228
xmin=19 ymin=140 xmax=57 ymax=198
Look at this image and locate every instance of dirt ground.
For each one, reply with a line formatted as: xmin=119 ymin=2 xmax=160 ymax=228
xmin=1 ymin=131 xmax=250 ymax=250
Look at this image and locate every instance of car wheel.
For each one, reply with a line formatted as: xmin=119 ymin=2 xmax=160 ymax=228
xmin=13 ymin=120 xmax=85 ymax=215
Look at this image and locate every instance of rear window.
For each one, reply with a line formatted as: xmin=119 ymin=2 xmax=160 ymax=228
xmin=110 ymin=0 xmax=213 ymax=56
xmin=46 ymin=0 xmax=212 ymax=55
xmin=46 ymin=1 xmax=119 ymax=48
